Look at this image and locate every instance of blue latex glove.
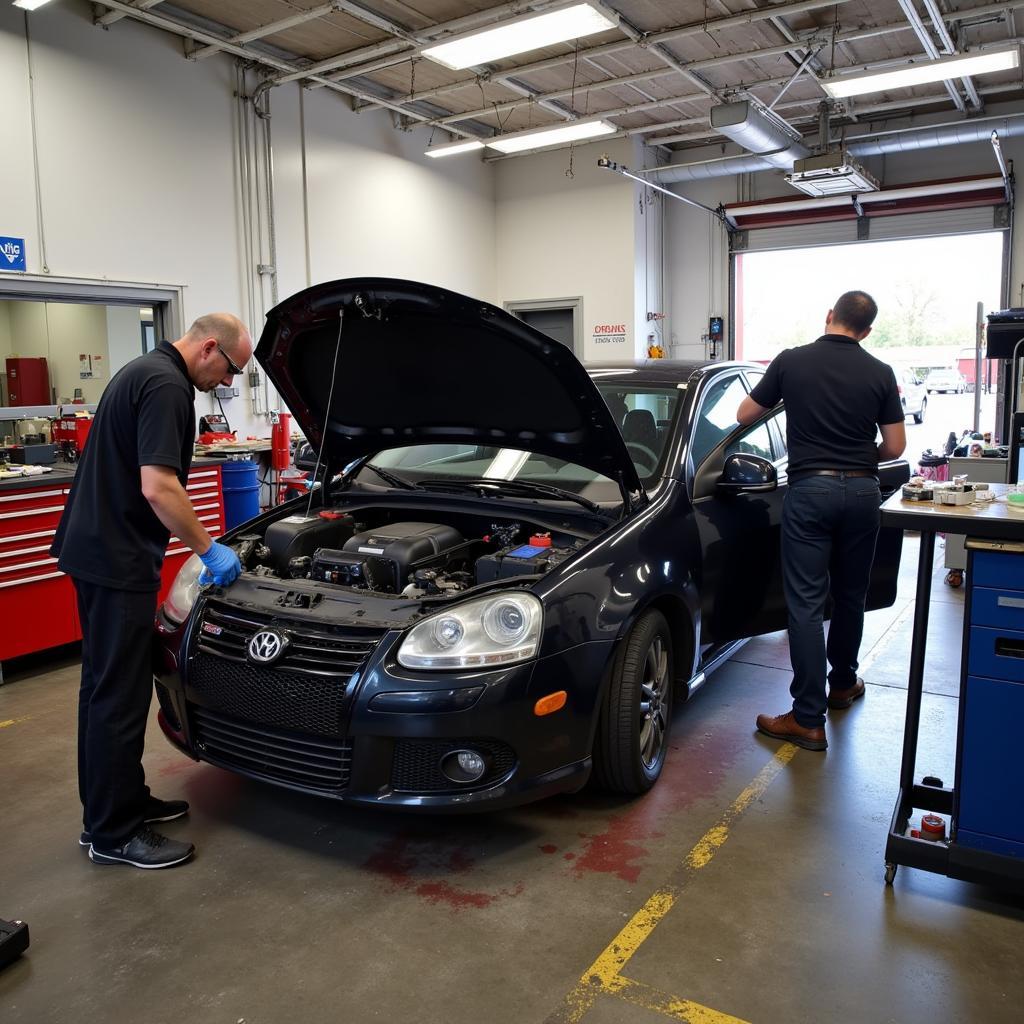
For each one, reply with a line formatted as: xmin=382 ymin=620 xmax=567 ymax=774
xmin=198 ymin=541 xmax=242 ymax=586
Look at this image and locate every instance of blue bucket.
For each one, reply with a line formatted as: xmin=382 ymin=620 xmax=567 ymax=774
xmin=220 ymin=460 xmax=260 ymax=529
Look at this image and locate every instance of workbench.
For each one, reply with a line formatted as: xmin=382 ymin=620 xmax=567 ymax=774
xmin=880 ymin=484 xmax=1024 ymax=891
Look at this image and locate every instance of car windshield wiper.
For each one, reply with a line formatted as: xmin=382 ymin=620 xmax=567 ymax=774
xmin=361 ymin=463 xmax=420 ymax=490
xmin=416 ymin=477 xmax=607 ymax=516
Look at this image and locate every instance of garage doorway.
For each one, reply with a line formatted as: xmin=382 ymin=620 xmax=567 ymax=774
xmin=734 ymin=231 xmax=1005 ymax=449
xmin=505 ymin=297 xmax=582 ymax=358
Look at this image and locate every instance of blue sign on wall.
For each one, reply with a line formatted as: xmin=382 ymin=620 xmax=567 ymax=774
xmin=0 ymin=236 xmax=27 ymax=272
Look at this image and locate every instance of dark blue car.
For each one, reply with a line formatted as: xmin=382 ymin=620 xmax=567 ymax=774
xmin=153 ymin=279 xmax=908 ymax=810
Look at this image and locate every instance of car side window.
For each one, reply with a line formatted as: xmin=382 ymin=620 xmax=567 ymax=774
xmin=770 ymin=409 xmax=787 ymax=461
xmin=725 ymin=421 xmax=773 ymax=461
xmin=691 ymin=373 xmax=748 ymax=467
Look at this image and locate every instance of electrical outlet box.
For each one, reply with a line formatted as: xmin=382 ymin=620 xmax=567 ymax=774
xmin=213 ymin=386 xmax=239 ymax=399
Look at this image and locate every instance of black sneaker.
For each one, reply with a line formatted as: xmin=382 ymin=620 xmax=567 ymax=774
xmin=80 ymin=796 xmax=189 ymax=847
xmin=89 ymin=826 xmax=194 ymax=869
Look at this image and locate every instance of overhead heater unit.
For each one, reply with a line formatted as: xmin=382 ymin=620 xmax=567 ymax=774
xmin=785 ymin=151 xmax=880 ymax=197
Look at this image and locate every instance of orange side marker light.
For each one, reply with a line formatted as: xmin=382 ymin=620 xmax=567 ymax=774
xmin=534 ymin=691 xmax=567 ymax=716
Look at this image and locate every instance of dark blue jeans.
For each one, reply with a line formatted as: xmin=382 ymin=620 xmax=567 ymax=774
xmin=782 ymin=474 xmax=882 ymax=729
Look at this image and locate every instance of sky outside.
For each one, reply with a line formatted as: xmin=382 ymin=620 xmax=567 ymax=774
xmin=738 ymin=231 xmax=1004 ymax=364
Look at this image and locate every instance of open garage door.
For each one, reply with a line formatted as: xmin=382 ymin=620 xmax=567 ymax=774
xmin=733 ymin=228 xmax=1006 ymax=458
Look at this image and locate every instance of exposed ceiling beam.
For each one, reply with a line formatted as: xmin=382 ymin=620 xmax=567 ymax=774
xmin=896 ymin=0 xmax=967 ymax=111
xmin=94 ymin=0 xmax=167 ymax=29
xmin=356 ymin=0 xmax=1024 ymax=110
xmin=88 ymin=0 xmax=477 ymax=136
xmin=189 ymin=2 xmax=342 ymax=61
xmin=922 ymin=0 xmax=984 ymax=108
xmin=286 ymin=0 xmax=565 ymax=86
xmin=354 ymin=0 xmax=858 ymax=107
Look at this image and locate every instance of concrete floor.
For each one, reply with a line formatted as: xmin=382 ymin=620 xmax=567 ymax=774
xmin=1 ymin=536 xmax=1022 ymax=1024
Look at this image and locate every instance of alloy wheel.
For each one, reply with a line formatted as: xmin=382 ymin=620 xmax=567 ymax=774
xmin=639 ymin=635 xmax=670 ymax=769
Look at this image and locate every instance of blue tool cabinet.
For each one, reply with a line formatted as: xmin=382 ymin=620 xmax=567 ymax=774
xmin=956 ymin=548 xmax=1024 ymax=859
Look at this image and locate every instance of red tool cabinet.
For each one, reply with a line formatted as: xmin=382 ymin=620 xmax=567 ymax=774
xmin=0 ymin=463 xmax=224 ymax=678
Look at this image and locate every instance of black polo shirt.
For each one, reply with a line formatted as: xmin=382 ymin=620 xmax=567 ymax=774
xmin=51 ymin=342 xmax=196 ymax=591
xmin=749 ymin=334 xmax=904 ymax=475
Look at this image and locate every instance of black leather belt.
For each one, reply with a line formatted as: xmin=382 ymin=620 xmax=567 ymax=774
xmin=792 ymin=469 xmax=878 ymax=480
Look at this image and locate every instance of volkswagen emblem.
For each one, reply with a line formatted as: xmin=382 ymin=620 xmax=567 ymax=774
xmin=248 ymin=629 xmax=288 ymax=664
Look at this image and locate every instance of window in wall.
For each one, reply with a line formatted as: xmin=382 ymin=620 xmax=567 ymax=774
xmin=0 ymin=300 xmax=168 ymax=409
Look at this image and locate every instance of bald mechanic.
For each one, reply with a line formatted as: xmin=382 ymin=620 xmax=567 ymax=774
xmin=736 ymin=291 xmax=906 ymax=752
xmin=52 ymin=314 xmax=253 ymax=868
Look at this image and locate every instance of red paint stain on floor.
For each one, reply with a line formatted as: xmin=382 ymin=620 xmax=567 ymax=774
xmin=364 ymin=832 xmax=524 ymax=911
xmin=570 ymin=724 xmax=746 ymax=883
xmin=540 ymin=844 xmax=558 ymax=854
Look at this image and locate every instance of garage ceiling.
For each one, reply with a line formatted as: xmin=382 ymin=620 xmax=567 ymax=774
xmin=91 ymin=1 xmax=1024 ymax=155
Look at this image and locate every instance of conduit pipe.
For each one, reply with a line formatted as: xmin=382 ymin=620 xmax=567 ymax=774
xmin=650 ymin=112 xmax=1024 ymax=184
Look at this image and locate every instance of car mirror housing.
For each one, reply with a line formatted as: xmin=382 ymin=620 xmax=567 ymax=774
xmin=294 ymin=442 xmax=318 ymax=471
xmin=717 ymin=453 xmax=778 ymax=494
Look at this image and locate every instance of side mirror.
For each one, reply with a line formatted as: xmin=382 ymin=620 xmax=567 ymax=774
xmin=718 ymin=453 xmax=777 ymax=494
xmin=294 ymin=442 xmax=317 ymax=471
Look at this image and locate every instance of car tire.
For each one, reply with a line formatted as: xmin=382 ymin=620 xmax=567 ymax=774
xmin=593 ymin=609 xmax=673 ymax=795
xmin=913 ymin=399 xmax=926 ymax=424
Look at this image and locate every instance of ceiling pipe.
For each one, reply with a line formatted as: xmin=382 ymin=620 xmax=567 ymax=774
xmin=649 ymin=112 xmax=1024 ymax=184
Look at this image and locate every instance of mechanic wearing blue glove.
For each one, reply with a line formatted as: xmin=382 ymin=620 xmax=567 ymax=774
xmin=51 ymin=313 xmax=253 ymax=870
xmin=199 ymin=540 xmax=242 ymax=586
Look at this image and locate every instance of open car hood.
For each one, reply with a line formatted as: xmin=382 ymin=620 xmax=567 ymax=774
xmin=256 ymin=278 xmax=644 ymax=498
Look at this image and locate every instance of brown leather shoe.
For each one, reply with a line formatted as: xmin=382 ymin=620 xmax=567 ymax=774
xmin=828 ymin=677 xmax=866 ymax=710
xmin=756 ymin=711 xmax=827 ymax=751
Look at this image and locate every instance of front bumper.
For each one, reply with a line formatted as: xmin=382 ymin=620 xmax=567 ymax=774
xmin=153 ymin=599 xmax=612 ymax=812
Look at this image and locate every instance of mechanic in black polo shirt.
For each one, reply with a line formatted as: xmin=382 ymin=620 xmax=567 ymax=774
xmin=51 ymin=313 xmax=253 ymax=868
xmin=736 ymin=291 xmax=906 ymax=752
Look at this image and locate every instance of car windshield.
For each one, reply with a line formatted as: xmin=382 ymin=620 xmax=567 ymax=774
xmin=354 ymin=381 xmax=684 ymax=502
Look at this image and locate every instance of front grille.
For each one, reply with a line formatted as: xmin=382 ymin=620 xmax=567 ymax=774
xmin=195 ymin=602 xmax=383 ymax=679
xmin=189 ymin=653 xmax=353 ymax=736
xmin=191 ymin=707 xmax=352 ymax=791
xmin=392 ymin=738 xmax=517 ymax=793
xmin=187 ymin=600 xmax=386 ymax=737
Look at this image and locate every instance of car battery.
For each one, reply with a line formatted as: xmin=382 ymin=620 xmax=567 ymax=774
xmin=476 ymin=543 xmax=573 ymax=583
xmin=264 ymin=512 xmax=355 ymax=572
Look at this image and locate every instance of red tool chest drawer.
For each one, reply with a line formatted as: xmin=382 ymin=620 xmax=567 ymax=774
xmin=0 ymin=464 xmax=225 ymax=672
xmin=0 ymin=483 xmax=76 ymax=664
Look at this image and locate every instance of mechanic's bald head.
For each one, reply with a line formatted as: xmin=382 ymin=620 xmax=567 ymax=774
xmin=174 ymin=312 xmax=253 ymax=392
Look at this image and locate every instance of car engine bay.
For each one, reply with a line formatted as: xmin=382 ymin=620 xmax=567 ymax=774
xmin=229 ymin=508 xmax=593 ymax=599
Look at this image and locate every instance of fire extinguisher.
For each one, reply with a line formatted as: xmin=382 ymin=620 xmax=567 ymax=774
xmin=270 ymin=411 xmax=291 ymax=471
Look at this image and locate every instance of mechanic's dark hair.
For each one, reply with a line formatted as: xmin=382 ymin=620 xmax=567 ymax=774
xmin=831 ymin=290 xmax=878 ymax=334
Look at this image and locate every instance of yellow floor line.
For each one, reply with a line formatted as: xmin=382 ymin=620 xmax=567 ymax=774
xmin=545 ymin=744 xmax=798 ymax=1024
xmin=606 ymin=976 xmax=750 ymax=1024
xmin=0 ymin=716 xmax=31 ymax=730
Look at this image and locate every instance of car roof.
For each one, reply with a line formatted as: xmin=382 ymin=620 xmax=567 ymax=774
xmin=585 ymin=359 xmax=762 ymax=386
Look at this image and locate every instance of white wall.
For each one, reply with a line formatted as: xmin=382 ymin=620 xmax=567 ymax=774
xmin=0 ymin=0 xmax=495 ymax=434
xmin=494 ymin=137 xmax=643 ymax=362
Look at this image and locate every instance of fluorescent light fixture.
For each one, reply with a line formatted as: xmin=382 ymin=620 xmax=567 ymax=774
xmin=12 ymin=0 xmax=55 ymax=9
xmin=823 ymin=45 xmax=1021 ymax=99
xmin=421 ymin=3 xmax=617 ymax=71
xmin=425 ymin=138 xmax=485 ymax=158
xmin=487 ymin=118 xmax=616 ymax=154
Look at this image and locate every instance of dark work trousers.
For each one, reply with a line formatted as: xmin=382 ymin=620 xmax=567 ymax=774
xmin=782 ymin=474 xmax=882 ymax=729
xmin=74 ymin=578 xmax=158 ymax=847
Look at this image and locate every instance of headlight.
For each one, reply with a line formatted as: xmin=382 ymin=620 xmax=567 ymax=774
xmin=163 ymin=554 xmax=204 ymax=626
xmin=397 ymin=592 xmax=543 ymax=670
